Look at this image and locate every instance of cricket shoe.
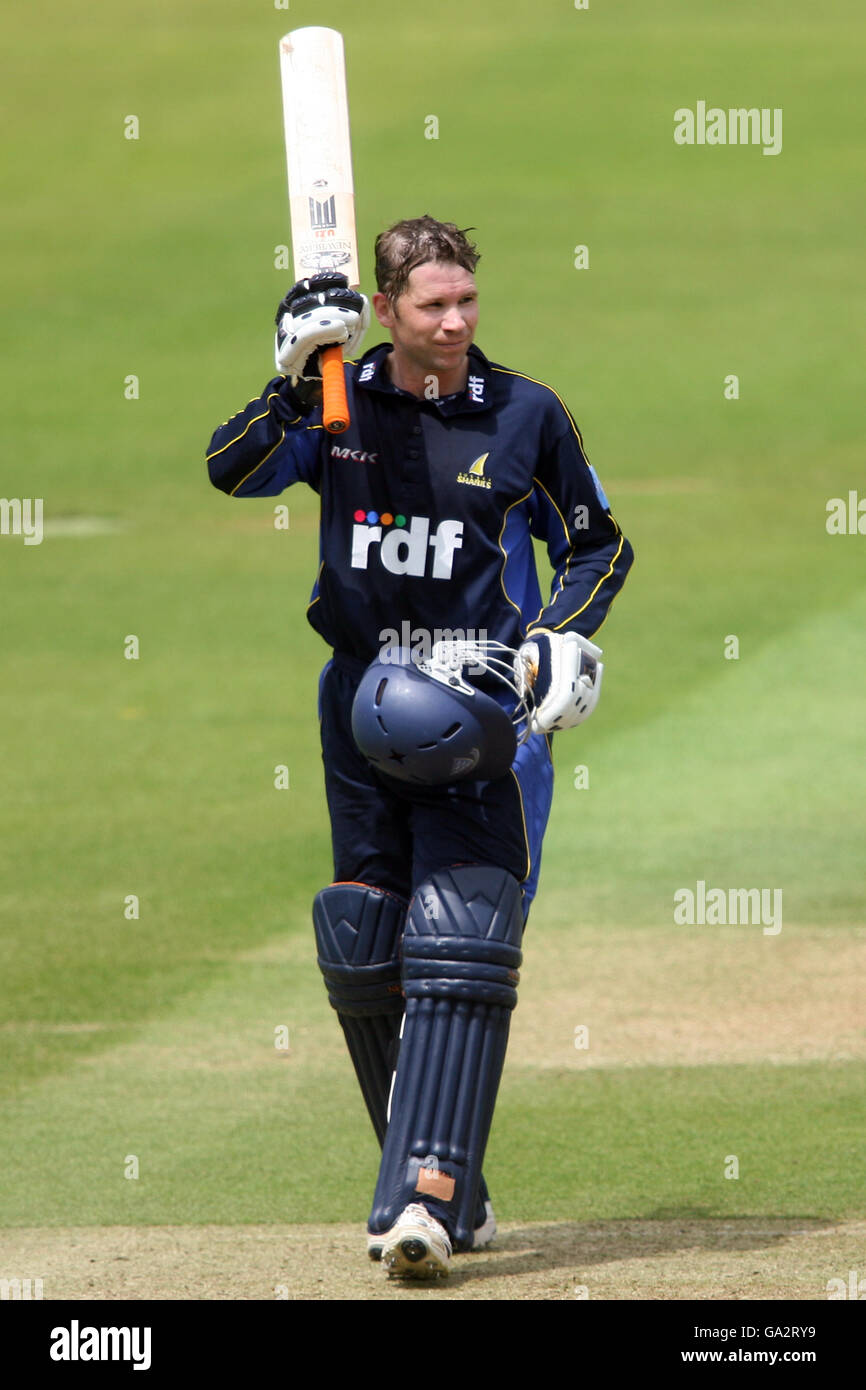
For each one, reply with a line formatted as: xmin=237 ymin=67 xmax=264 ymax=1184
xmin=367 ymin=1196 xmax=496 ymax=1261
xmin=378 ymin=1203 xmax=452 ymax=1279
xmin=470 ymin=1198 xmax=497 ymax=1252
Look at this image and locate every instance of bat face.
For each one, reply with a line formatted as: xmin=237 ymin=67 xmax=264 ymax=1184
xmin=279 ymin=28 xmax=359 ymax=288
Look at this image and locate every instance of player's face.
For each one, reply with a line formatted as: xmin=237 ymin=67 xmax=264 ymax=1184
xmin=373 ymin=261 xmax=479 ymax=387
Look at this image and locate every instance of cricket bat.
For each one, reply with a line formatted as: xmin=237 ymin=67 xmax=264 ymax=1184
xmin=279 ymin=27 xmax=358 ymax=434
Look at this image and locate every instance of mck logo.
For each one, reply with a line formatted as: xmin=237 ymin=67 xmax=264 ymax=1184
xmin=332 ymin=446 xmax=380 ymax=464
xmin=351 ymin=509 xmax=463 ymax=579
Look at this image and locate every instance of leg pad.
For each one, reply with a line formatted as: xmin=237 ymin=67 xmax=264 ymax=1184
xmin=313 ymin=883 xmax=407 ymax=1144
xmin=368 ymin=865 xmax=523 ymax=1249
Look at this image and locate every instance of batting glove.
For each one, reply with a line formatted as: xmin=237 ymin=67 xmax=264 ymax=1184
xmin=275 ymin=272 xmax=369 ymax=378
xmin=514 ymin=628 xmax=604 ymax=734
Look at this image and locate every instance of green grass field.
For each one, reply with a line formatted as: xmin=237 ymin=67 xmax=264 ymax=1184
xmin=2 ymin=0 xmax=864 ymax=1298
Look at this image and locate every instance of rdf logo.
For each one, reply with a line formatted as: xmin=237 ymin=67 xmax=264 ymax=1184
xmin=351 ymin=509 xmax=463 ymax=579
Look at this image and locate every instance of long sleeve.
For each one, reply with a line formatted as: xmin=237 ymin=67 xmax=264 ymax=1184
xmin=528 ymin=410 xmax=633 ymax=639
xmin=206 ymin=376 xmax=323 ymax=497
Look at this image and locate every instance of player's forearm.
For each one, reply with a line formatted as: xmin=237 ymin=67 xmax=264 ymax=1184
xmin=206 ymin=376 xmax=320 ymax=497
xmin=535 ymin=529 xmax=634 ymax=638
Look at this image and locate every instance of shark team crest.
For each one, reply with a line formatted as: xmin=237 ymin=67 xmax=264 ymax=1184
xmin=456 ymin=453 xmax=492 ymax=489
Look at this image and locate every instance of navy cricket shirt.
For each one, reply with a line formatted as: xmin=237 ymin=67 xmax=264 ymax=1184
xmin=207 ymin=343 xmax=633 ymax=661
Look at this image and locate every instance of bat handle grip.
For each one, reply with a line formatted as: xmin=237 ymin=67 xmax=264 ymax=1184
xmin=321 ymin=346 xmax=350 ymax=434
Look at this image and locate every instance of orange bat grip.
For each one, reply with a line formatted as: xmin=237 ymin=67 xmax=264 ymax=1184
xmin=321 ymin=346 xmax=350 ymax=433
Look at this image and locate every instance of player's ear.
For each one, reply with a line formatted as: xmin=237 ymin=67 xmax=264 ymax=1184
xmin=373 ymin=291 xmax=397 ymax=328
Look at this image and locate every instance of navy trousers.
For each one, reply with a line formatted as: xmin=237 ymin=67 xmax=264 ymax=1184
xmin=318 ymin=653 xmax=554 ymax=914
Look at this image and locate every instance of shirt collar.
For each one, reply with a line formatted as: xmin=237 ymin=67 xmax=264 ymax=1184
xmin=353 ymin=342 xmax=494 ymax=415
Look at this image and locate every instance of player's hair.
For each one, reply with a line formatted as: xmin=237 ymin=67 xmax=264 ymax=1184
xmin=374 ymin=216 xmax=480 ymax=303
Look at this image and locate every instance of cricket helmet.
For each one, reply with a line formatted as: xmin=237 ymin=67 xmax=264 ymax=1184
xmin=351 ymin=640 xmax=534 ymax=786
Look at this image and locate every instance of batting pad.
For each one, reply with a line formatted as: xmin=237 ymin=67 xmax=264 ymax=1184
xmin=368 ymin=865 xmax=523 ymax=1250
xmin=313 ymin=882 xmax=407 ymax=1145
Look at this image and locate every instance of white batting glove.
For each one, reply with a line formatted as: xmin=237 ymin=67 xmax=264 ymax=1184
xmin=275 ymin=300 xmax=369 ymax=377
xmin=275 ymin=275 xmax=369 ymax=378
xmin=514 ymin=629 xmax=604 ymax=734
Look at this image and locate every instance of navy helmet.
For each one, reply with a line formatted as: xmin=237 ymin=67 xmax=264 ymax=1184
xmin=351 ymin=641 xmax=534 ymax=786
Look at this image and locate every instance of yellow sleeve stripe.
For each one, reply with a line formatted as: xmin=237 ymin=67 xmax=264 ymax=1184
xmin=211 ymin=382 xmax=286 ymax=432
xmin=229 ymin=425 xmax=286 ymax=496
xmin=529 ymin=475 xmax=626 ymax=630
xmin=529 ymin=475 xmax=571 ymax=621
xmin=533 ymin=475 xmax=571 ymax=547
xmin=548 ymin=529 xmax=628 ymax=630
xmin=305 ymin=561 xmax=324 ymax=614
xmin=206 ymin=392 xmax=285 ymax=462
xmin=496 ymin=488 xmax=534 ymax=619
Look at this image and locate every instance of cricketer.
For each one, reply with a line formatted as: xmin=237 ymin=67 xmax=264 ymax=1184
xmin=206 ymin=216 xmax=633 ymax=1277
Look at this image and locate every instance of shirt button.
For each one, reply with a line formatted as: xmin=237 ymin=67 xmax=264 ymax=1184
xmin=411 ymin=425 xmax=422 ymax=435
xmin=406 ymin=448 xmax=420 ymax=459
